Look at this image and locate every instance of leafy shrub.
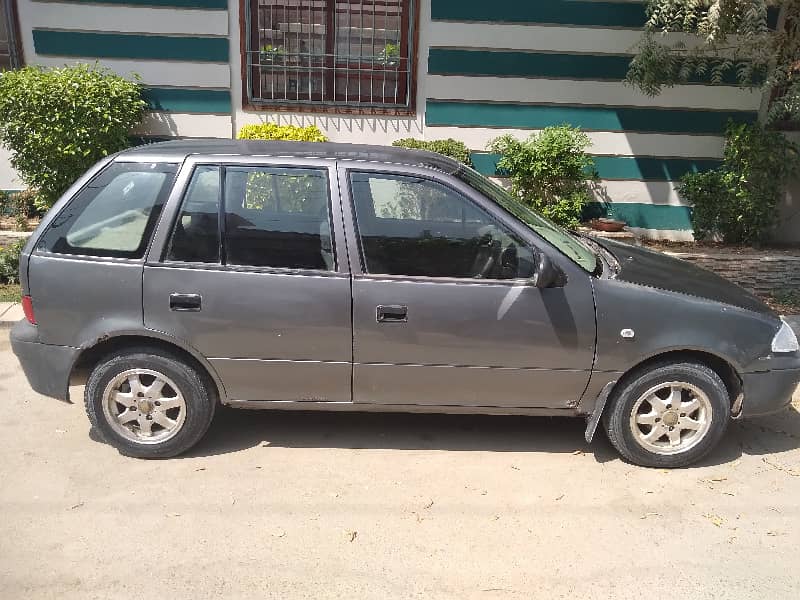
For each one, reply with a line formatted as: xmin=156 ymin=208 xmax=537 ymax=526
xmin=680 ymin=123 xmax=800 ymax=244
xmin=771 ymin=289 xmax=800 ymax=312
xmin=392 ymin=138 xmax=472 ymax=165
xmin=237 ymin=123 xmax=328 ymax=142
xmin=488 ymin=126 xmax=598 ymax=228
xmin=0 ymin=65 xmax=146 ymax=210
xmin=0 ymin=239 xmax=25 ymax=284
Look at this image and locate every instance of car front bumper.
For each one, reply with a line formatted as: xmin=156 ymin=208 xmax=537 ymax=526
xmin=10 ymin=320 xmax=79 ymax=402
xmin=740 ymin=366 xmax=800 ymax=417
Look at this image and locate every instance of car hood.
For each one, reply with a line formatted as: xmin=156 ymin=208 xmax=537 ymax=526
xmin=595 ymin=238 xmax=776 ymax=316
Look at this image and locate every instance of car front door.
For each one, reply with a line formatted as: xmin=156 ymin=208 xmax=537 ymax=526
xmin=338 ymin=162 xmax=596 ymax=409
xmin=143 ymin=156 xmax=352 ymax=403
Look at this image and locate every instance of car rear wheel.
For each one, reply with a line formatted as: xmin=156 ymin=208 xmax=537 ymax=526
xmin=602 ymin=360 xmax=730 ymax=468
xmin=85 ymin=347 xmax=216 ymax=458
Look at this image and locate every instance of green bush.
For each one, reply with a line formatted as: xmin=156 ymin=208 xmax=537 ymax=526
xmin=680 ymin=123 xmax=800 ymax=244
xmin=488 ymin=126 xmax=597 ymax=228
xmin=237 ymin=123 xmax=328 ymax=142
xmin=392 ymin=138 xmax=472 ymax=166
xmin=0 ymin=239 xmax=25 ymax=284
xmin=771 ymin=289 xmax=800 ymax=311
xmin=0 ymin=64 xmax=146 ymax=210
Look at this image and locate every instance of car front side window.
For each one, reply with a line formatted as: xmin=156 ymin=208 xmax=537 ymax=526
xmin=349 ymin=171 xmax=535 ymax=280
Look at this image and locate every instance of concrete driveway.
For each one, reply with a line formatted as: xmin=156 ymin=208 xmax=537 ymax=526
xmin=1 ymin=332 xmax=800 ymax=600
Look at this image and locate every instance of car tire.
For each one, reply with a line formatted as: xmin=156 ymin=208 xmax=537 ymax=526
xmin=602 ymin=360 xmax=730 ymax=468
xmin=85 ymin=347 xmax=216 ymax=458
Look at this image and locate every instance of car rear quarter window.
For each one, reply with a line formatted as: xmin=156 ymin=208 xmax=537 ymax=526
xmin=37 ymin=162 xmax=177 ymax=259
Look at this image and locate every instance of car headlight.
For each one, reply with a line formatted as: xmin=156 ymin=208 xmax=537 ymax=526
xmin=772 ymin=318 xmax=799 ymax=353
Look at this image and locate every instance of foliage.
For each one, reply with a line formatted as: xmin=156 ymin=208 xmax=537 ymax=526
xmin=626 ymin=1 xmax=800 ymax=125
xmin=679 ymin=122 xmax=800 ymax=243
xmin=0 ymin=189 xmax=41 ymax=231
xmin=242 ymin=170 xmax=327 ymax=213
xmin=0 ymin=239 xmax=25 ymax=284
xmin=0 ymin=283 xmax=20 ymax=302
xmin=771 ymin=288 xmax=800 ymax=310
xmin=488 ymin=126 xmax=598 ymax=228
xmin=379 ymin=43 xmax=400 ymax=65
xmin=259 ymin=44 xmax=287 ymax=62
xmin=237 ymin=123 xmax=328 ymax=142
xmin=0 ymin=64 xmax=146 ymax=210
xmin=392 ymin=138 xmax=473 ymax=165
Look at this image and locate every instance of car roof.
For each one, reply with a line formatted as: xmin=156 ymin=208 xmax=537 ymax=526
xmin=117 ymin=139 xmax=462 ymax=174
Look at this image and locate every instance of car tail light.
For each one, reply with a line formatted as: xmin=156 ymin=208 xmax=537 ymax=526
xmin=21 ymin=295 xmax=36 ymax=324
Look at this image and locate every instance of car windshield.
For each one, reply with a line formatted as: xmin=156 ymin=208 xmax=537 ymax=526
xmin=456 ymin=166 xmax=598 ymax=273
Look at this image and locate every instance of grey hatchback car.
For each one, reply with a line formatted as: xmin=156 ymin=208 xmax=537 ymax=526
xmin=10 ymin=141 xmax=800 ymax=467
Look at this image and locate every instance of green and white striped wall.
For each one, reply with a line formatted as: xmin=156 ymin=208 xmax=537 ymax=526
xmin=424 ymin=0 xmax=761 ymax=239
xmin=17 ymin=0 xmax=233 ymax=139
xmin=4 ymin=0 xmax=764 ymax=238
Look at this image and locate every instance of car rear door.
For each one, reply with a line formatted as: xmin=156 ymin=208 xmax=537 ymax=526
xmin=338 ymin=161 xmax=596 ymax=409
xmin=143 ymin=155 xmax=353 ymax=403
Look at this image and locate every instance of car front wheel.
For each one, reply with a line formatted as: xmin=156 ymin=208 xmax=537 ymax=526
xmin=85 ymin=347 xmax=216 ymax=458
xmin=603 ymin=360 xmax=731 ymax=468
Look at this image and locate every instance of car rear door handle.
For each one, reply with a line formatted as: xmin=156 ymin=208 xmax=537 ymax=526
xmin=376 ymin=304 xmax=408 ymax=323
xmin=169 ymin=293 xmax=202 ymax=312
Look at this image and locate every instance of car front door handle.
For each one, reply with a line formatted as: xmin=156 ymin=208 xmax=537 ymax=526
xmin=169 ymin=293 xmax=202 ymax=312
xmin=376 ymin=304 xmax=408 ymax=323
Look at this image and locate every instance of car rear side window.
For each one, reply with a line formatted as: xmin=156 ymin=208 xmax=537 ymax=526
xmin=349 ymin=172 xmax=535 ymax=279
xmin=38 ymin=162 xmax=177 ymax=259
xmin=223 ymin=166 xmax=333 ymax=271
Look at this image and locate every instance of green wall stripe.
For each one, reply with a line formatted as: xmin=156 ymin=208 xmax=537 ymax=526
xmin=583 ymin=202 xmax=692 ymax=231
xmin=42 ymin=0 xmax=228 ymax=8
xmin=32 ymin=29 xmax=228 ymax=62
xmin=471 ymin=153 xmax=721 ymax=181
xmin=426 ymin=101 xmax=756 ymax=135
xmin=431 ymin=0 xmax=646 ymax=28
xmin=592 ymin=156 xmax=721 ymax=180
xmin=143 ymin=87 xmax=231 ymax=113
xmin=428 ymin=48 xmax=740 ymax=85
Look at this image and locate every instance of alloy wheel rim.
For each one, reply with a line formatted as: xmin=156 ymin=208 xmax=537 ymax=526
xmin=629 ymin=381 xmax=713 ymax=455
xmin=102 ymin=369 xmax=187 ymax=445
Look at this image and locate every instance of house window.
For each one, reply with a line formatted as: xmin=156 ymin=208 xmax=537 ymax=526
xmin=0 ymin=0 xmax=22 ymax=70
xmin=245 ymin=0 xmax=415 ymax=110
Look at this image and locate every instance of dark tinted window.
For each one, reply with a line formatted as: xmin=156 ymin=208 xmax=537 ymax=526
xmin=167 ymin=166 xmax=221 ymax=263
xmin=223 ymin=167 xmax=333 ymax=270
xmin=350 ymin=172 xmax=535 ymax=279
xmin=38 ymin=162 xmax=177 ymax=258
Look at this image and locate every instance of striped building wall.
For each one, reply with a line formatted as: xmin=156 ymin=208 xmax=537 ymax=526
xmin=423 ymin=0 xmax=761 ymax=240
xmin=15 ymin=0 xmax=233 ymax=138
xmin=2 ymin=0 xmax=769 ymax=239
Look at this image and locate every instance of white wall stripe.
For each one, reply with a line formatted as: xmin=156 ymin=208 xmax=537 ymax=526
xmin=0 ymin=147 xmax=24 ymax=190
xmin=628 ymin=227 xmax=694 ymax=242
xmin=427 ymin=22 xmax=698 ymax=55
xmin=133 ymin=112 xmax=233 ymax=138
xmin=32 ymin=57 xmax=231 ymax=88
xmin=425 ymin=126 xmax=726 ymax=159
xmin=234 ymin=111 xmax=426 ymax=146
xmin=427 ymin=76 xmax=760 ymax=111
xmin=595 ymin=180 xmax=684 ymax=206
xmin=489 ymin=176 xmax=685 ymax=206
xmin=25 ymin=1 xmax=229 ymax=37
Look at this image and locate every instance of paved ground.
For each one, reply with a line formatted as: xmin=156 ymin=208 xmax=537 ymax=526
xmin=1 ymin=333 xmax=800 ymax=600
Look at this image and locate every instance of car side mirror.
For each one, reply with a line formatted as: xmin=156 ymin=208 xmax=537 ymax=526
xmin=531 ymin=252 xmax=564 ymax=289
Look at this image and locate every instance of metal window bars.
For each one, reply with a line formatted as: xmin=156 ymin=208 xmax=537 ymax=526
xmin=0 ymin=0 xmax=22 ymax=71
xmin=247 ymin=0 xmax=412 ymax=108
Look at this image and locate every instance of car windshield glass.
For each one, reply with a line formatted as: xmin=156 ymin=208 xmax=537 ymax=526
xmin=456 ymin=166 xmax=598 ymax=273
